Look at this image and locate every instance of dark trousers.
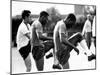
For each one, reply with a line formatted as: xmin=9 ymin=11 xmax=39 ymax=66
xmin=85 ymin=32 xmax=92 ymax=49
xmin=57 ymin=32 xmax=83 ymax=66
xmin=32 ymin=40 xmax=54 ymax=71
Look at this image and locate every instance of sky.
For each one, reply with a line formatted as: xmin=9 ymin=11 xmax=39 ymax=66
xmin=12 ymin=1 xmax=75 ymax=16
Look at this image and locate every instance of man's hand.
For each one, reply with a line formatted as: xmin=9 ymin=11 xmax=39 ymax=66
xmin=74 ymin=48 xmax=79 ymax=55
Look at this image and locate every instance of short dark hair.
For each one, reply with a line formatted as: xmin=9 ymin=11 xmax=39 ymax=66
xmin=40 ymin=11 xmax=49 ymax=17
xmin=67 ymin=13 xmax=76 ymax=22
xmin=22 ymin=10 xmax=31 ymax=19
xmin=65 ymin=13 xmax=76 ymax=29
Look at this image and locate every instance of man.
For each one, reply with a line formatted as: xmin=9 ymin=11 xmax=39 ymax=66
xmin=82 ymin=14 xmax=92 ymax=49
xmin=31 ymin=11 xmax=54 ymax=71
xmin=53 ymin=13 xmax=94 ymax=69
xmin=82 ymin=14 xmax=96 ymax=60
xmin=16 ymin=10 xmax=32 ymax=72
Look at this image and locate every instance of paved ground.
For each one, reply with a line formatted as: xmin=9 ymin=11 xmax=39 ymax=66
xmin=11 ymin=42 xmax=96 ymax=74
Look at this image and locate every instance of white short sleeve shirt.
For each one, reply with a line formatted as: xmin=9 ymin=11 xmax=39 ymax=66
xmin=16 ymin=21 xmax=31 ymax=50
xmin=82 ymin=19 xmax=92 ymax=35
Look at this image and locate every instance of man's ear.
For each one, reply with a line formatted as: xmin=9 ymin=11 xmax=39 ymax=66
xmin=24 ymin=16 xmax=27 ymax=20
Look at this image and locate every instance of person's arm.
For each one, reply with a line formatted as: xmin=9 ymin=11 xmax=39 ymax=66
xmin=82 ymin=22 xmax=86 ymax=36
xmin=38 ymin=32 xmax=53 ymax=41
xmin=24 ymin=32 xmax=30 ymax=39
xmin=21 ymin=24 xmax=30 ymax=40
xmin=36 ymin=23 xmax=53 ymax=41
xmin=60 ymin=33 xmax=79 ymax=54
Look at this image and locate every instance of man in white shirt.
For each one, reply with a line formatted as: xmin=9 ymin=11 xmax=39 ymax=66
xmin=31 ymin=11 xmax=53 ymax=71
xmin=82 ymin=14 xmax=92 ymax=49
xmin=53 ymin=13 xmax=94 ymax=69
xmin=16 ymin=10 xmax=32 ymax=72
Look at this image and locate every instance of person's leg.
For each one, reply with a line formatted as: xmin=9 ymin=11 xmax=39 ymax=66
xmin=80 ymin=39 xmax=92 ymax=56
xmin=35 ymin=57 xmax=44 ymax=71
xmin=19 ymin=42 xmax=31 ymax=72
xmin=62 ymin=61 xmax=69 ymax=69
xmin=24 ymin=53 xmax=32 ymax=72
xmin=32 ymin=46 xmax=45 ymax=71
xmin=80 ymin=39 xmax=96 ymax=61
xmin=68 ymin=32 xmax=92 ymax=56
xmin=44 ymin=40 xmax=54 ymax=59
xmin=67 ymin=32 xmax=84 ymax=52
xmin=32 ymin=40 xmax=54 ymax=71
xmin=43 ymin=40 xmax=54 ymax=53
xmin=75 ymin=33 xmax=96 ymax=61
xmin=89 ymin=32 xmax=92 ymax=49
xmin=86 ymin=32 xmax=92 ymax=49
xmin=53 ymin=48 xmax=62 ymax=69
xmin=56 ymin=44 xmax=70 ymax=69
xmin=46 ymin=52 xmax=53 ymax=59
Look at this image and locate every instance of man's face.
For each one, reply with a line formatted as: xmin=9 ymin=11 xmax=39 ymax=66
xmin=26 ymin=13 xmax=32 ymax=24
xmin=65 ymin=19 xmax=76 ymax=29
